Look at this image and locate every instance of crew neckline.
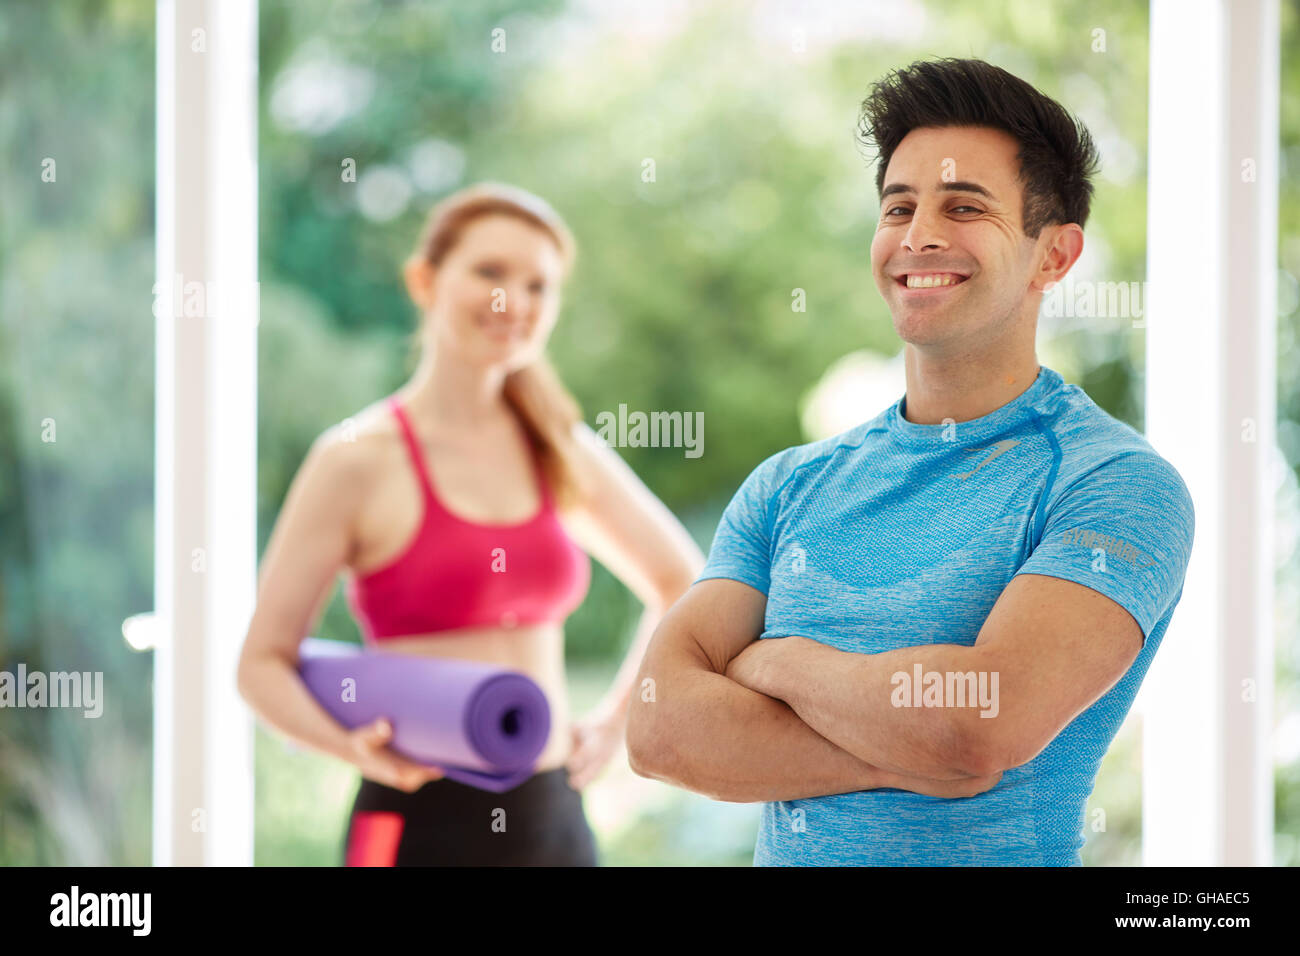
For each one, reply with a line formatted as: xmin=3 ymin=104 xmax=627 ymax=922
xmin=885 ymin=365 xmax=1062 ymax=447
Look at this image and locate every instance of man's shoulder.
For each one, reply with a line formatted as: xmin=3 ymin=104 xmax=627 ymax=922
xmin=1038 ymin=393 xmax=1192 ymax=519
xmin=748 ymin=419 xmax=885 ymax=489
xmin=1039 ymin=386 xmax=1176 ymax=476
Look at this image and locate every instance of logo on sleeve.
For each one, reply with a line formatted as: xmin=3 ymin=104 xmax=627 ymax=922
xmin=954 ymin=439 xmax=1021 ymax=479
xmin=1061 ymin=528 xmax=1157 ymax=568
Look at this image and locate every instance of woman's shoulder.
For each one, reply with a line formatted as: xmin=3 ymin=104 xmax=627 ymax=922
xmin=305 ymin=397 xmax=403 ymax=484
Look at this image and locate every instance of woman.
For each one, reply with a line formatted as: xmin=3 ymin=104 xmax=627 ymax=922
xmin=237 ymin=183 xmax=704 ymax=866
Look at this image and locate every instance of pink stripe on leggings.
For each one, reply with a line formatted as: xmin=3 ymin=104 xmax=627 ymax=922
xmin=345 ymin=811 xmax=404 ymax=867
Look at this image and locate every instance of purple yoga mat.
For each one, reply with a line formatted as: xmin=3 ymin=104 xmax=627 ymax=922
xmin=298 ymin=637 xmax=551 ymax=793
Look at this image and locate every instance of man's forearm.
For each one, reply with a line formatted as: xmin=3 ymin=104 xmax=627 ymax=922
xmin=628 ymin=650 xmax=888 ymax=803
xmin=737 ymin=637 xmax=989 ymax=779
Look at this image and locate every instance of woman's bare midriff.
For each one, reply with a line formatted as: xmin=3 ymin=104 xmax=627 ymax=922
xmin=361 ymin=623 xmax=573 ymax=774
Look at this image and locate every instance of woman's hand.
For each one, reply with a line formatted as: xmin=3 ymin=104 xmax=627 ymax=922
xmin=347 ymin=718 xmax=446 ymax=793
xmin=565 ymin=704 xmax=626 ymax=790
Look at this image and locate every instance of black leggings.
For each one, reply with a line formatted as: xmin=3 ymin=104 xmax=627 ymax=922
xmin=342 ymin=768 xmax=600 ymax=866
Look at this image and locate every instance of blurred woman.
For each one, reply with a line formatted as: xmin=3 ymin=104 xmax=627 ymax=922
xmin=237 ymin=183 xmax=703 ymax=866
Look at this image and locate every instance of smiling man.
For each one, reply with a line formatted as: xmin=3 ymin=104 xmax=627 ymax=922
xmin=626 ymin=58 xmax=1196 ymax=866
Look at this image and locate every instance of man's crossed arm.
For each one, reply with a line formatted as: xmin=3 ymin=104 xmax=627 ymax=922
xmin=625 ymin=578 xmax=1002 ymax=803
xmin=625 ymin=573 xmax=1142 ymax=801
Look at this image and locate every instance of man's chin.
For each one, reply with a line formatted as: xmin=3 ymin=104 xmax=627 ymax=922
xmin=891 ymin=313 xmax=957 ymax=347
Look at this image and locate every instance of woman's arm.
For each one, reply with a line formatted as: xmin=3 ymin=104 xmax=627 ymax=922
xmin=559 ymin=423 xmax=705 ymax=721
xmin=556 ymin=423 xmax=704 ymax=788
xmin=235 ymin=427 xmax=443 ymax=792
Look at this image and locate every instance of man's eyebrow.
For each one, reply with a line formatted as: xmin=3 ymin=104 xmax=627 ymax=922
xmin=880 ymin=181 xmax=997 ymax=201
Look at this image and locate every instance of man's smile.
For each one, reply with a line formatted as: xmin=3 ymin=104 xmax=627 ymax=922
xmin=892 ymin=271 xmax=972 ymax=296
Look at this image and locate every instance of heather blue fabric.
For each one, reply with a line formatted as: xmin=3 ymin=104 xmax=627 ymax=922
xmin=697 ymin=365 xmax=1195 ymax=866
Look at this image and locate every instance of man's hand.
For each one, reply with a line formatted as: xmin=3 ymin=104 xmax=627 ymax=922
xmin=724 ymin=635 xmax=805 ymax=694
xmin=723 ymin=637 xmax=767 ymax=689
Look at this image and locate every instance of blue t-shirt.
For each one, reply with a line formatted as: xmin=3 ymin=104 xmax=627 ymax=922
xmin=698 ymin=365 xmax=1195 ymax=866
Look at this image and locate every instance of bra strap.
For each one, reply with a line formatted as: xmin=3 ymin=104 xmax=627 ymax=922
xmin=388 ymin=396 xmax=436 ymax=504
xmin=392 ymin=395 xmax=554 ymax=513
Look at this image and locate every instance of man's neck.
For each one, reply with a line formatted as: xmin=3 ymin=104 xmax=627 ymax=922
xmin=901 ymin=345 xmax=1042 ymax=425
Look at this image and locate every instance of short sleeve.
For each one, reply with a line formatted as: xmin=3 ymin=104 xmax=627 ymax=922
xmin=695 ymin=451 xmax=788 ymax=595
xmin=1013 ymin=452 xmax=1195 ymax=642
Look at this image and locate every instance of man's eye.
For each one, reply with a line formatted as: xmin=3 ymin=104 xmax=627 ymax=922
xmin=885 ymin=204 xmax=982 ymax=217
xmin=477 ymin=265 xmax=502 ymax=278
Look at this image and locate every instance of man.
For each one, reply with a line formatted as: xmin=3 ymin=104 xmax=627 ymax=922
xmin=625 ymin=57 xmax=1195 ymax=866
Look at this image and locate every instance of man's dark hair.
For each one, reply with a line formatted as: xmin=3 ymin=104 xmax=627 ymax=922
xmin=857 ymin=57 xmax=1100 ymax=237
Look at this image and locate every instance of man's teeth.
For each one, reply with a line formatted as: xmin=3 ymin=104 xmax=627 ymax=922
xmin=905 ymin=274 xmax=965 ymax=288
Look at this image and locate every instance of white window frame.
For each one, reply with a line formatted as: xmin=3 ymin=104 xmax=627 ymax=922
xmin=1142 ymin=0 xmax=1277 ymax=865
xmin=154 ymin=0 xmax=258 ymax=866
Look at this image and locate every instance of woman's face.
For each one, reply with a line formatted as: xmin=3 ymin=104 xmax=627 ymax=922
xmin=418 ymin=213 xmax=565 ymax=371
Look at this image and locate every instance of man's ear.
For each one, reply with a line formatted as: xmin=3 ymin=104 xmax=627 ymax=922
xmin=403 ymin=256 xmax=436 ymax=310
xmin=1031 ymin=223 xmax=1084 ymax=293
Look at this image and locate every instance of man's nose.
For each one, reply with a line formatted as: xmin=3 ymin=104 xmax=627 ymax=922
xmin=902 ymin=206 xmax=948 ymax=253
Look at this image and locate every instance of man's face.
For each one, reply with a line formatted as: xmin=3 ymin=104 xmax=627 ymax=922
xmin=870 ymin=125 xmax=1046 ymax=352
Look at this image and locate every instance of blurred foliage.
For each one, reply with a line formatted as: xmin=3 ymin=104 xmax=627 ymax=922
xmin=0 ymin=0 xmax=1297 ymax=866
xmin=0 ymin=0 xmax=155 ymax=864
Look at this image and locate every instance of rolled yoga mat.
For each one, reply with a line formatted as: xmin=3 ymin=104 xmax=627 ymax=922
xmin=298 ymin=637 xmax=552 ymax=793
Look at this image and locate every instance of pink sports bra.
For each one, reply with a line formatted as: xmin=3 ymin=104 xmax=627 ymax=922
xmin=345 ymin=396 xmax=591 ymax=641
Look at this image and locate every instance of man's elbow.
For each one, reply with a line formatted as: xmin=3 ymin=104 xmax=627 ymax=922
xmin=951 ymin=715 xmax=1039 ymax=776
xmin=625 ymin=735 xmax=661 ymax=781
xmin=627 ymin=704 xmax=716 ymax=795
xmin=625 ymin=707 xmax=675 ymax=782
xmin=626 ymin=723 xmax=741 ymax=802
